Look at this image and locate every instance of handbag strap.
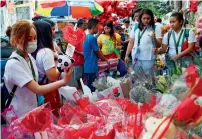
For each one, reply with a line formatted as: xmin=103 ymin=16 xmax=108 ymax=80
xmin=172 ymin=29 xmax=184 ymax=55
xmin=5 ymin=57 xmax=20 ymax=108
xmin=137 ymin=27 xmax=147 ymax=47
xmin=16 ymin=50 xmax=36 ymax=81
xmin=39 ymin=75 xmax=48 ymax=85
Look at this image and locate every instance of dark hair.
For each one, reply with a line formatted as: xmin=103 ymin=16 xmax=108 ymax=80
xmin=170 ymin=12 xmax=184 ymax=26
xmin=123 ymin=19 xmax=130 ymax=24
xmin=114 ymin=24 xmax=122 ymax=30
xmin=87 ymin=18 xmax=99 ymax=29
xmin=32 ymin=20 xmax=53 ymax=58
xmin=132 ymin=8 xmax=142 ymax=21
xmin=6 ymin=26 xmax=12 ymax=38
xmin=43 ymin=19 xmax=55 ymax=27
xmin=103 ymin=21 xmax=115 ymax=38
xmin=133 ymin=8 xmax=142 ymax=14
xmin=32 ymin=15 xmax=46 ymax=21
xmin=138 ymin=9 xmax=155 ymax=31
xmin=157 ymin=18 xmax=162 ymax=23
xmin=77 ymin=18 xmax=86 ymax=28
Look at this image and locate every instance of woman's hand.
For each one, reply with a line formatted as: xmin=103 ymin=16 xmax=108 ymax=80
xmin=75 ymin=50 xmax=83 ymax=56
xmin=125 ymin=56 xmax=129 ymax=64
xmin=62 ymin=65 xmax=73 ymax=84
xmin=53 ymin=51 xmax=58 ymax=61
xmin=153 ymin=48 xmax=158 ymax=55
xmin=171 ymin=55 xmax=181 ymax=62
xmin=124 ymin=33 xmax=129 ymax=37
xmin=116 ymin=45 xmax=123 ymax=49
xmin=151 ymin=32 xmax=156 ymax=39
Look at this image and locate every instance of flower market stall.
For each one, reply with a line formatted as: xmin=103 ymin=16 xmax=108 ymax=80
xmin=2 ymin=61 xmax=202 ymax=138
xmin=1 ymin=1 xmax=202 ymax=139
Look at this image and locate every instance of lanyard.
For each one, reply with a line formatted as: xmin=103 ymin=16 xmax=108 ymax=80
xmin=138 ymin=27 xmax=147 ymax=46
xmin=16 ymin=50 xmax=36 ymax=81
xmin=172 ymin=29 xmax=184 ymax=54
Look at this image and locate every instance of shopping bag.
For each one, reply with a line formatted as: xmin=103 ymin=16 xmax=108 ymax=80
xmin=58 ymin=86 xmax=78 ymax=102
xmin=120 ymin=78 xmax=132 ymax=98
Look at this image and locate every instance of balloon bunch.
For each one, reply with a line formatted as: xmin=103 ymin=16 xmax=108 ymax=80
xmin=0 ymin=0 xmax=6 ymax=7
xmin=189 ymin=0 xmax=198 ymax=13
xmin=95 ymin=0 xmax=136 ymax=26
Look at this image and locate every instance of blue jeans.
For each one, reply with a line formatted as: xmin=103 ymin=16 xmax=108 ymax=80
xmin=117 ymin=59 xmax=127 ymax=77
xmin=84 ymin=73 xmax=97 ymax=92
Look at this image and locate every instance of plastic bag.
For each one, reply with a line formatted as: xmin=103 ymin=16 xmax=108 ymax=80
xmin=1 ymin=105 xmax=18 ymax=125
xmin=61 ymin=126 xmax=79 ymax=139
xmin=94 ymin=99 xmax=125 ymax=125
xmin=59 ymin=101 xmax=79 ymax=125
xmin=153 ymin=94 xmax=178 ymax=117
xmin=84 ymin=104 xmax=101 ymax=117
xmin=114 ymin=123 xmax=134 ymax=139
xmin=184 ymin=64 xmax=199 ymax=88
xmin=77 ymin=97 xmax=90 ymax=109
xmin=45 ymin=124 xmax=65 ymax=139
xmin=114 ymin=98 xmax=131 ymax=111
xmin=61 ymin=122 xmax=97 ymax=139
xmin=8 ymin=104 xmax=52 ymax=133
xmin=58 ymin=86 xmax=78 ymax=102
xmin=119 ymin=77 xmax=132 ymax=98
xmin=97 ymin=86 xmax=124 ymax=99
xmin=91 ymin=124 xmax=115 ymax=139
xmin=98 ymin=58 xmax=118 ymax=73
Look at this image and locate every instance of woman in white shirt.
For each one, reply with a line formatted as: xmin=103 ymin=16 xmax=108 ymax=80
xmin=43 ymin=19 xmax=61 ymax=57
xmin=32 ymin=20 xmax=63 ymax=117
xmin=4 ymin=20 xmax=73 ymax=117
xmin=154 ymin=12 xmax=196 ymax=74
xmin=125 ymin=9 xmax=162 ymax=75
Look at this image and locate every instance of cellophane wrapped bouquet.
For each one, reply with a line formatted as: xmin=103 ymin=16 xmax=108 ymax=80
xmin=3 ymin=63 xmax=202 ymax=139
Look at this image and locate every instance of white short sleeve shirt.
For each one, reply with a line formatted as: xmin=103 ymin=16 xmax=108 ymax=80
xmin=162 ymin=28 xmax=196 ymax=58
xmin=131 ymin=24 xmax=162 ymax=61
xmin=36 ymin=48 xmax=55 ymax=83
xmin=129 ymin=25 xmax=136 ymax=39
xmin=4 ymin=52 xmax=38 ymax=117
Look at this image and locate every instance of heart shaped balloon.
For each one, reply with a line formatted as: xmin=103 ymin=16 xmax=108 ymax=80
xmin=63 ymin=24 xmax=86 ymax=46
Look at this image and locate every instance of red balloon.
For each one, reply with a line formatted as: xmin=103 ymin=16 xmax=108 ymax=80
xmin=0 ymin=0 xmax=6 ymax=7
xmin=95 ymin=0 xmax=136 ymax=21
xmin=98 ymin=24 xmax=104 ymax=32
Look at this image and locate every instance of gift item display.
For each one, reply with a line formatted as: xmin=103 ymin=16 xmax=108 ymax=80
xmin=1 ymin=1 xmax=202 ymax=139
xmin=2 ymin=63 xmax=202 ymax=139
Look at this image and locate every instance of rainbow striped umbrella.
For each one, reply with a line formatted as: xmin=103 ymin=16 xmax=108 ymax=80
xmin=37 ymin=0 xmax=103 ymax=18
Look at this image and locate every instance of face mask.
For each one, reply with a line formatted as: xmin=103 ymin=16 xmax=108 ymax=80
xmin=27 ymin=42 xmax=37 ymax=53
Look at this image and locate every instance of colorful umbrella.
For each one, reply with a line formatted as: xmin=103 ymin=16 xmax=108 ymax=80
xmin=37 ymin=1 xmax=103 ymax=18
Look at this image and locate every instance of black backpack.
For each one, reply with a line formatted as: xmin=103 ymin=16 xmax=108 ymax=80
xmin=1 ymin=57 xmax=19 ymax=125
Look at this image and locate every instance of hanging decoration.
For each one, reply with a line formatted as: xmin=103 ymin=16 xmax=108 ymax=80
xmin=0 ymin=0 xmax=6 ymax=7
xmin=95 ymin=0 xmax=136 ymax=26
